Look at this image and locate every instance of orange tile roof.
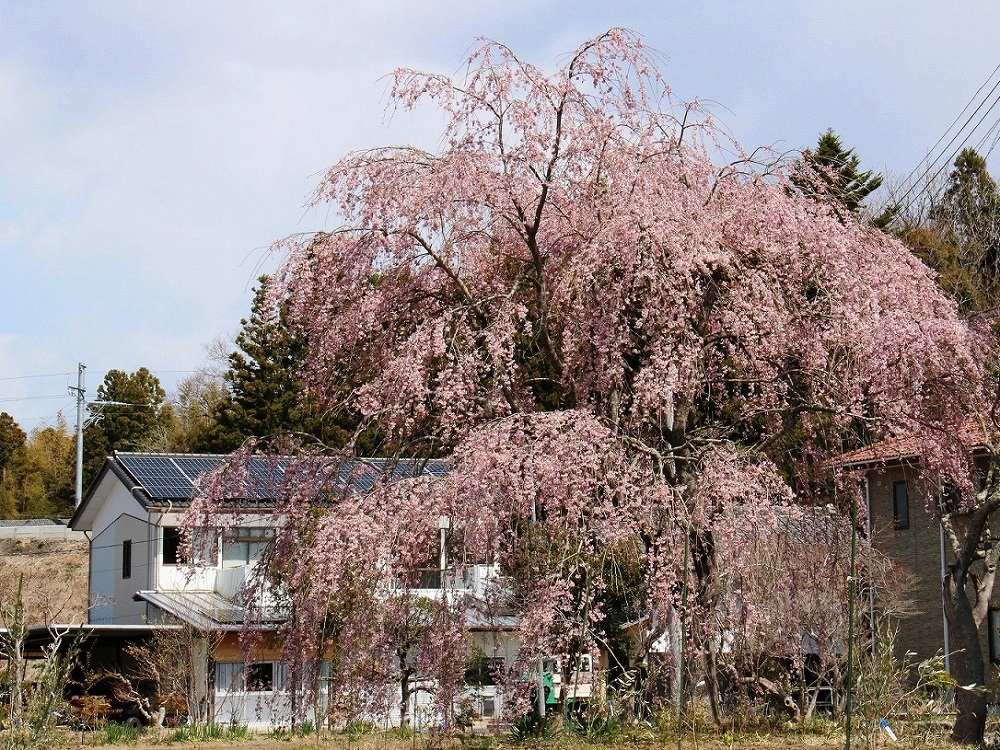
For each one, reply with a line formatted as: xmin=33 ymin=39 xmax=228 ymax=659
xmin=829 ymin=422 xmax=987 ymax=468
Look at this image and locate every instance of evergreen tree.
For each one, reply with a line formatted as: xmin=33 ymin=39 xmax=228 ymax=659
xmin=900 ymin=148 xmax=1000 ymax=313
xmin=795 ymin=128 xmax=895 ymax=226
xmin=82 ymin=368 xmax=173 ymax=489
xmin=196 ymin=277 xmax=364 ymax=453
xmin=938 ymin=147 xmax=1000 ymax=285
xmin=0 ymin=413 xmax=26 ymax=483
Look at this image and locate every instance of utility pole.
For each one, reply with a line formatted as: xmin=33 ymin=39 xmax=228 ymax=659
xmin=69 ymin=363 xmax=86 ymax=508
xmin=68 ymin=362 xmax=153 ymax=509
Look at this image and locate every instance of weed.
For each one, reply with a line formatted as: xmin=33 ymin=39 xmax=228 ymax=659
xmin=459 ymin=736 xmax=495 ymax=750
xmin=267 ymin=719 xmax=318 ymax=739
xmin=163 ymin=722 xmax=248 ymax=742
xmin=96 ymin=722 xmax=141 ymax=744
xmin=346 ymin=719 xmax=376 ymax=740
xmin=578 ymin=716 xmax=625 ymax=740
xmin=718 ymin=729 xmax=748 ymax=745
xmin=393 ymin=725 xmax=416 ymax=739
xmin=510 ymin=713 xmax=558 ymax=741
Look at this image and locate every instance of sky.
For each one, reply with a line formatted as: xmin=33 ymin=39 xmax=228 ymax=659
xmin=2 ymin=1 xmax=1000 ymax=434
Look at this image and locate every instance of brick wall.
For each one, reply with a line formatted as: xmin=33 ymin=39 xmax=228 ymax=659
xmin=867 ymin=464 xmax=997 ymax=690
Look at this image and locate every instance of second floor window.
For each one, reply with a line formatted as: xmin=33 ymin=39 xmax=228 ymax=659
xmin=162 ymin=527 xmax=184 ymax=565
xmin=222 ymin=528 xmax=274 ymax=568
xmin=893 ymin=480 xmax=910 ymax=530
xmin=122 ymin=539 xmax=132 ymax=579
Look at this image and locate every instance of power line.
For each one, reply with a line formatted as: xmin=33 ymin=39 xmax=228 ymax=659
xmin=897 ymin=61 xmax=1000 ymax=191
xmin=0 ymin=372 xmax=74 ymax=382
xmin=919 ymin=83 xmax=1000 ymax=194
xmin=0 ymin=394 xmax=72 ymax=403
xmin=896 ymin=63 xmax=1000 ymax=216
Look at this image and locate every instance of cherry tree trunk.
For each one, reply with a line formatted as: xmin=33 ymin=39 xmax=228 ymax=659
xmin=944 ymin=570 xmax=988 ymax=744
xmin=398 ymin=650 xmax=413 ymax=729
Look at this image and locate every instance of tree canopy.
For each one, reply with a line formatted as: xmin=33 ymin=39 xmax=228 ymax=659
xmin=195 ymin=276 xmax=365 ymax=453
xmin=187 ymin=30 xmax=986 ymax=731
xmin=794 ymin=128 xmax=894 ymax=227
xmin=0 ymin=418 xmax=74 ymax=518
xmin=899 ymin=147 xmax=1000 ymax=314
xmin=82 ymin=367 xmax=172 ymax=490
xmin=0 ymin=413 xmax=26 ymax=483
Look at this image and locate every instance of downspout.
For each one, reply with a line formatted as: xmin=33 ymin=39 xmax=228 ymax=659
xmin=940 ymin=522 xmax=951 ymax=674
xmin=82 ymin=530 xmax=93 ymax=625
xmin=152 ymin=496 xmax=174 ymax=599
xmin=865 ymin=478 xmax=876 ymax=646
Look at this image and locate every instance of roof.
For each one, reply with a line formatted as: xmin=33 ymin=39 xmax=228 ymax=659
xmin=829 ymin=436 xmax=925 ymax=468
xmin=134 ymin=590 xmax=284 ymax=631
xmin=14 ymin=623 xmax=182 ymax=658
xmin=137 ymin=589 xmax=517 ymax=632
xmin=829 ymin=423 xmax=987 ymax=468
xmin=72 ymin=452 xmax=450 ymax=527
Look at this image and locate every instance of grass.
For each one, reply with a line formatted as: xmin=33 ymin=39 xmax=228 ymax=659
xmin=91 ymin=722 xmax=141 ymax=745
xmin=267 ymin=720 xmax=317 ymax=740
xmin=162 ymin=722 xmax=250 ymax=742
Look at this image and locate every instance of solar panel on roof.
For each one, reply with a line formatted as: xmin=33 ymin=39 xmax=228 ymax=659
xmin=174 ymin=456 xmax=225 ymax=481
xmin=117 ymin=455 xmax=196 ymax=498
xmin=349 ymin=464 xmax=378 ymax=493
xmin=392 ymin=460 xmax=424 ymax=480
xmin=241 ymin=458 xmax=288 ymax=500
xmin=116 ymin=453 xmax=449 ymax=502
xmin=422 ymin=460 xmax=450 ymax=477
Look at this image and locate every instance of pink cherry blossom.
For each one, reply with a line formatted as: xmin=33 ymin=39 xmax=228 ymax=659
xmin=187 ymin=30 xmax=986 ymax=727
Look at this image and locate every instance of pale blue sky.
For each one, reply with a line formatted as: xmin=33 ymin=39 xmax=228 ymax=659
xmin=2 ymin=1 xmax=999 ymax=432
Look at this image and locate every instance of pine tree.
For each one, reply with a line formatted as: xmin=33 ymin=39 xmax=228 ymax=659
xmin=82 ymin=368 xmax=173 ymax=489
xmin=196 ymin=277 xmax=364 ymax=453
xmin=795 ymin=128 xmax=895 ymax=226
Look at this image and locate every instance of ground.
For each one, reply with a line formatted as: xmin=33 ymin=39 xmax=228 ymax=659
xmin=74 ymin=733 xmax=851 ymax=750
xmin=0 ymin=537 xmax=88 ymax=625
xmin=0 ymin=541 xmax=942 ymax=749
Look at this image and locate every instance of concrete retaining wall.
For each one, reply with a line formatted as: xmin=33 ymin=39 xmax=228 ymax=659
xmin=0 ymin=520 xmax=86 ymax=541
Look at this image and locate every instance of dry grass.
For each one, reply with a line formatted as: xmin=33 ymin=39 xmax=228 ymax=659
xmin=0 ymin=537 xmax=88 ymax=626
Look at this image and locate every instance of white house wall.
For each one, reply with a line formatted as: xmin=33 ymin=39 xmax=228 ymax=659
xmin=82 ymin=473 xmax=146 ymax=540
xmin=89 ymin=512 xmax=151 ymax=624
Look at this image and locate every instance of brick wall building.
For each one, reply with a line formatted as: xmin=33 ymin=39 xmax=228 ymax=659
xmin=845 ymin=443 xmax=1000 ymax=692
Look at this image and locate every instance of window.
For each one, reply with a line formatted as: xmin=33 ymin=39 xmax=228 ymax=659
xmin=465 ymin=657 xmax=506 ymax=686
xmin=221 ymin=527 xmax=274 ymax=568
xmin=122 ymin=539 xmax=132 ymax=579
xmin=162 ymin=527 xmax=184 ymax=565
xmin=481 ymin=696 xmax=496 ymax=719
xmin=215 ymin=662 xmax=278 ymax=693
xmin=246 ymin=662 xmax=274 ymax=692
xmin=892 ymin=481 xmax=910 ymax=530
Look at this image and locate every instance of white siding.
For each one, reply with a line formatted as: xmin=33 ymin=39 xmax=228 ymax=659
xmin=89 ymin=513 xmax=151 ymax=624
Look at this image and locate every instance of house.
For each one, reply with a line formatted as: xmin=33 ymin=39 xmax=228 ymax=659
xmin=60 ymin=451 xmax=520 ymax=728
xmin=834 ymin=434 xmax=1000 ymax=691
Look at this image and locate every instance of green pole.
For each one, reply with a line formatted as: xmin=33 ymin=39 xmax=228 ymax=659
xmin=678 ymin=530 xmax=690 ymax=750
